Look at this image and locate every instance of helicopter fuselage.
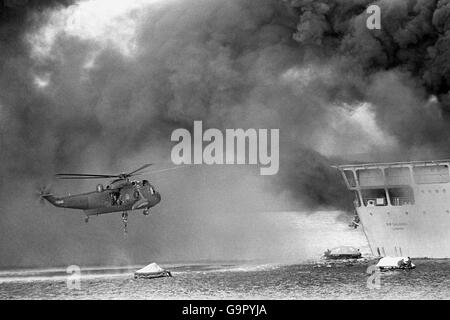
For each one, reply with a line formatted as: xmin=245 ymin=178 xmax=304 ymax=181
xmin=43 ymin=179 xmax=161 ymax=216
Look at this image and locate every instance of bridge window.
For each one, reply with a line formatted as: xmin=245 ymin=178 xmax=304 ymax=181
xmin=361 ymin=188 xmax=387 ymax=206
xmin=388 ymin=187 xmax=415 ymax=206
xmin=357 ymin=169 xmax=384 ymax=187
xmin=343 ymin=170 xmax=357 ymax=187
xmin=413 ymin=165 xmax=450 ymax=184
xmin=385 ymin=167 xmax=411 ymax=185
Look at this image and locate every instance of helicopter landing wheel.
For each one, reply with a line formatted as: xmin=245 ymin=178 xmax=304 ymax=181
xmin=143 ymin=209 xmax=149 ymax=216
xmin=84 ymin=216 xmax=89 ymax=223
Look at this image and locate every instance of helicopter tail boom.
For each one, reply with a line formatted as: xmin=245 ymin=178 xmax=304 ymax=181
xmin=41 ymin=194 xmax=65 ymax=208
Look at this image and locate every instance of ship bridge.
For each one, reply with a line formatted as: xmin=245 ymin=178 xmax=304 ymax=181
xmin=334 ymin=160 xmax=450 ymax=258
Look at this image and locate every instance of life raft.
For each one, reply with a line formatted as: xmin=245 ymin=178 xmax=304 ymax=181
xmin=376 ymin=257 xmax=416 ymax=271
xmin=134 ymin=262 xmax=172 ymax=279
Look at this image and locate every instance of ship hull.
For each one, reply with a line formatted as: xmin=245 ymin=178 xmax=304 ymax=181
xmin=337 ymin=160 xmax=450 ymax=259
xmin=357 ymin=187 xmax=450 ymax=258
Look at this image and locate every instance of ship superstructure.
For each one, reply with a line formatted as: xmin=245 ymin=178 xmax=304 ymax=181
xmin=336 ymin=160 xmax=450 ymax=258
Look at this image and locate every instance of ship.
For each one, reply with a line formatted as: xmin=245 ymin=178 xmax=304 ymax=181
xmin=335 ymin=160 xmax=450 ymax=258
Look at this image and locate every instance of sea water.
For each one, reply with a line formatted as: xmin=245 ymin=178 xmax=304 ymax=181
xmin=1 ymin=211 xmax=448 ymax=299
xmin=0 ymin=260 xmax=448 ymax=299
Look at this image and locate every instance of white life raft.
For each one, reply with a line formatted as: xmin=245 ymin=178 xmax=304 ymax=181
xmin=376 ymin=257 xmax=416 ymax=270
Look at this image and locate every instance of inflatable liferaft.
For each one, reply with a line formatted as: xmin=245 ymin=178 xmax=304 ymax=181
xmin=324 ymin=246 xmax=362 ymax=260
xmin=134 ymin=262 xmax=172 ymax=279
xmin=376 ymin=257 xmax=416 ymax=271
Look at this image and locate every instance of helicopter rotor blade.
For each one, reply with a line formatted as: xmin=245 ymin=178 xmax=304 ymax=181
xmin=126 ymin=164 xmax=153 ymax=177
xmin=56 ymin=173 xmax=118 ymax=178
xmin=57 ymin=176 xmax=118 ymax=180
xmin=55 ymin=164 xmax=154 ymax=180
xmin=135 ymin=165 xmax=188 ymax=175
xmin=56 ymin=174 xmax=119 ymax=180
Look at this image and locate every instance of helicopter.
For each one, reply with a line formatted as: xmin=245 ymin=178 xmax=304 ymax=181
xmin=38 ymin=164 xmax=163 ymax=234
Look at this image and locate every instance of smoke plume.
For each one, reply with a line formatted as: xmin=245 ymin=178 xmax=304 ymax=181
xmin=289 ymin=0 xmax=450 ymax=150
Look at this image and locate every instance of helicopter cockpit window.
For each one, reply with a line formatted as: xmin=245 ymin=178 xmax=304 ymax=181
xmin=111 ymin=192 xmax=121 ymax=206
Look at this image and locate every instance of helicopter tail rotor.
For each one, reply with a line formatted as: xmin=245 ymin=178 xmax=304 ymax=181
xmin=35 ymin=184 xmax=52 ymax=205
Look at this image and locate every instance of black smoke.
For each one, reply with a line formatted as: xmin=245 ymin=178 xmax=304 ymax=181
xmin=288 ymin=0 xmax=450 ymax=151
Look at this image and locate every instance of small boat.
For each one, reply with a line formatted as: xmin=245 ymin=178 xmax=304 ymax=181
xmin=324 ymin=246 xmax=362 ymax=260
xmin=376 ymin=257 xmax=416 ymax=271
xmin=134 ymin=262 xmax=172 ymax=279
